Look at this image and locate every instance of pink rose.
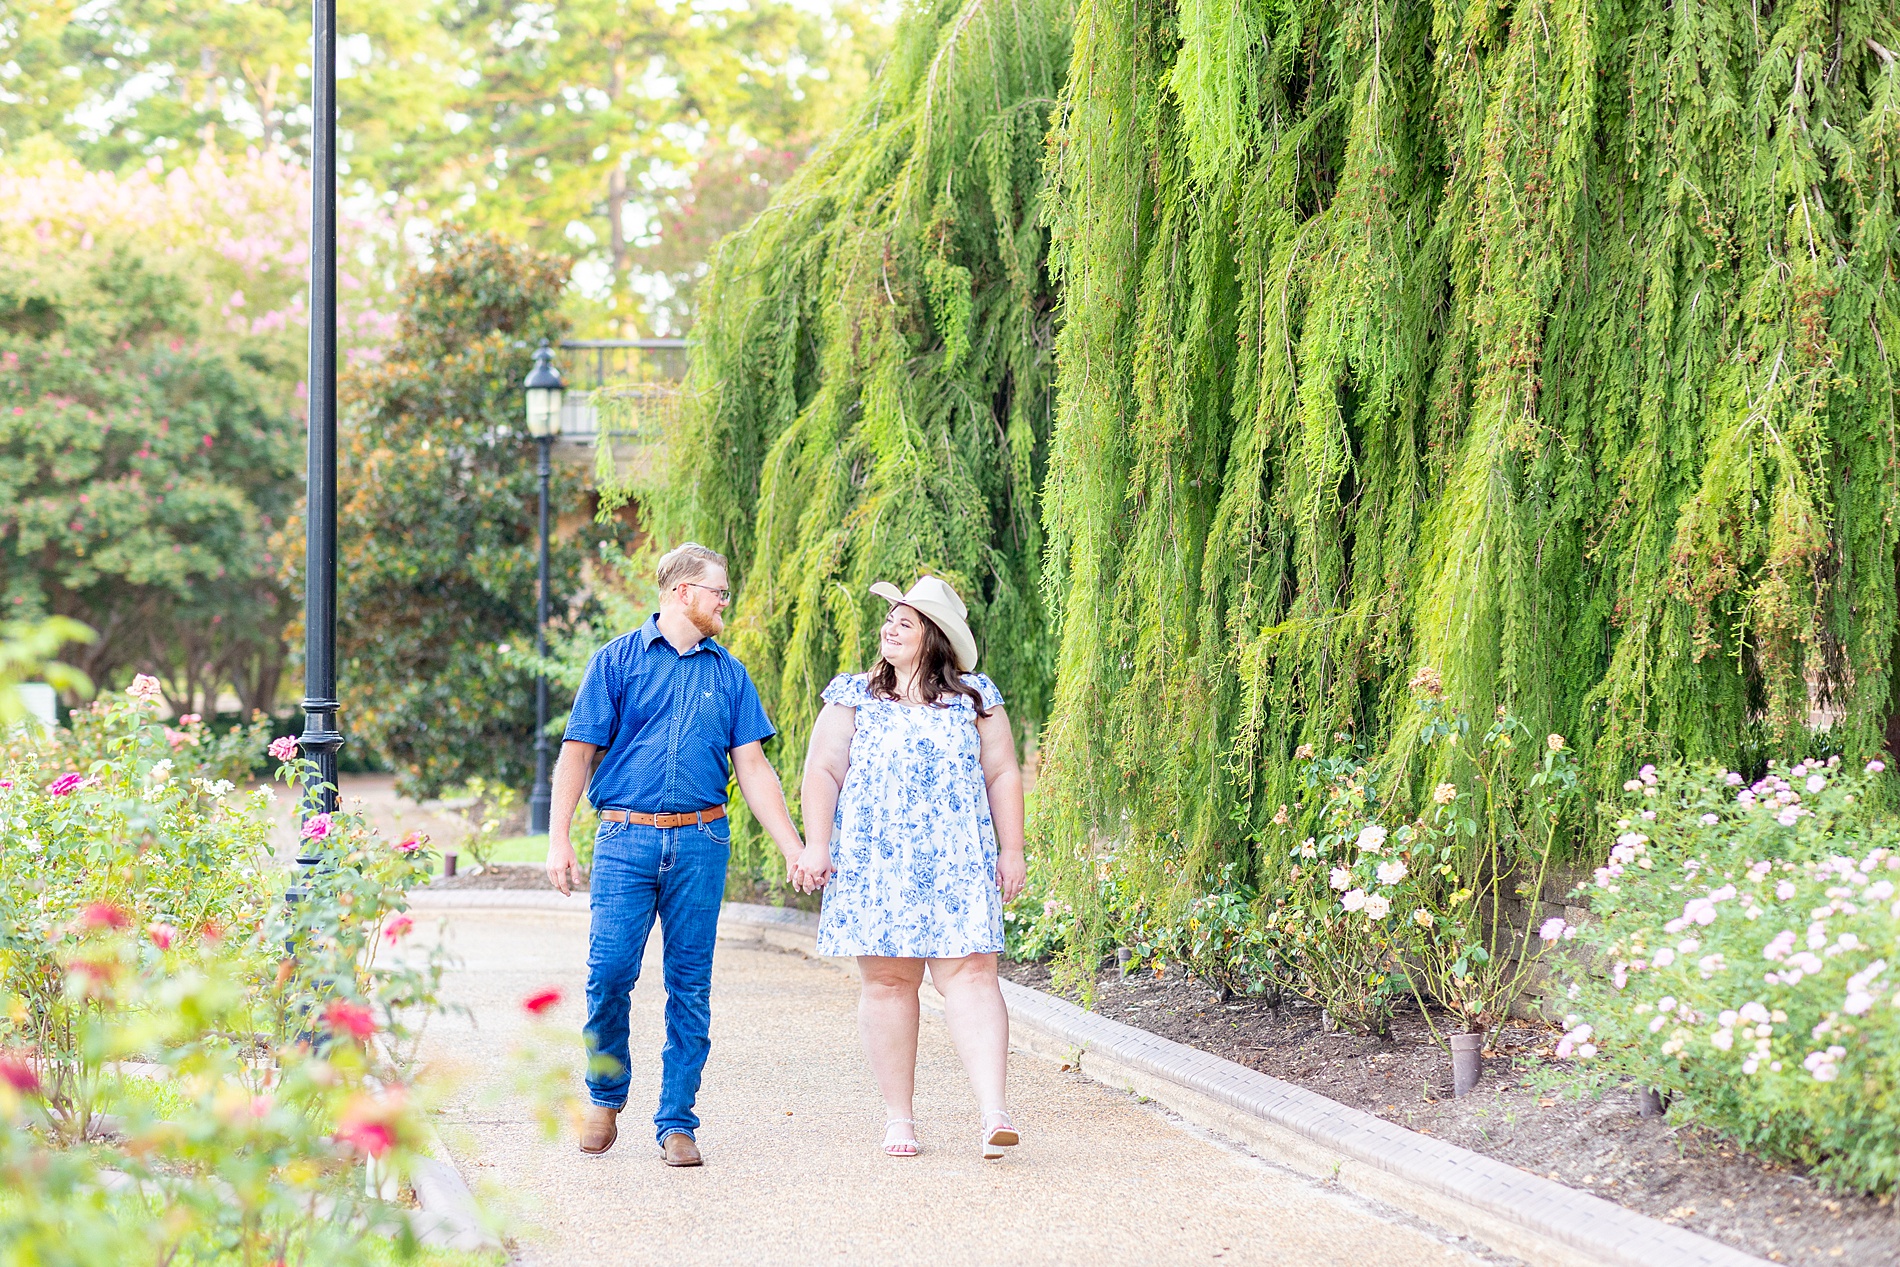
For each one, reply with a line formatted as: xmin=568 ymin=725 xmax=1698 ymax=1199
xmin=323 ymin=999 xmax=376 ymax=1040
xmin=301 ymin=813 xmax=333 ymax=841
xmin=382 ymin=914 xmax=414 ymax=945
xmin=147 ymin=922 xmax=177 ymax=950
xmin=268 ymin=735 xmax=298 ymax=762
xmin=48 ymin=773 xmax=84 ymax=797
xmin=0 ymin=1055 xmax=40 ymax=1095
xmin=79 ymin=903 xmax=130 ymax=932
xmin=395 ymin=831 xmax=424 ymax=854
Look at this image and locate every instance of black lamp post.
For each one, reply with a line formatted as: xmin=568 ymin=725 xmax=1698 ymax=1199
xmin=294 ymin=0 xmax=343 ymax=891
xmin=522 ymin=340 xmax=565 ymax=835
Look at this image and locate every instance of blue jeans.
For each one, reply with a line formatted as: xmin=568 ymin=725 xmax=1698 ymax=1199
xmin=584 ymin=817 xmax=729 ymax=1142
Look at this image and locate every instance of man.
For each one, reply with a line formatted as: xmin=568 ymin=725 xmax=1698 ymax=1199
xmin=546 ymin=541 xmax=804 ymax=1166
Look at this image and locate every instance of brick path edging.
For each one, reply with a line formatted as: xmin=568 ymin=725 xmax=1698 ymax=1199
xmin=715 ymin=902 xmax=1768 ymax=1267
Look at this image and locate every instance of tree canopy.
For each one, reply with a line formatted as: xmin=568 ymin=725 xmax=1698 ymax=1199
xmin=1 ymin=0 xmax=888 ymax=334
xmin=301 ymin=231 xmax=630 ymax=797
xmin=1033 ymin=0 xmax=1900 ymax=914
xmin=673 ymin=0 xmax=1899 ymax=916
xmin=0 ymin=256 xmax=293 ymax=714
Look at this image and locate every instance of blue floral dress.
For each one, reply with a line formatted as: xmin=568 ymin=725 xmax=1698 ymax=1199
xmin=815 ymin=672 xmax=1006 ymax=959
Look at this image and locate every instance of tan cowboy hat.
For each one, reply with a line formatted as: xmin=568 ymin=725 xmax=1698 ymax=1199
xmin=869 ymin=576 xmax=978 ymax=672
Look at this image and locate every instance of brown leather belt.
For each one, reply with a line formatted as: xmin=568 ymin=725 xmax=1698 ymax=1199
xmin=598 ymin=805 xmax=727 ymax=829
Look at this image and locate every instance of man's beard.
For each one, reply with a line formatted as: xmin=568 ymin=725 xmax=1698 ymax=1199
xmin=686 ymin=604 xmax=725 ymax=638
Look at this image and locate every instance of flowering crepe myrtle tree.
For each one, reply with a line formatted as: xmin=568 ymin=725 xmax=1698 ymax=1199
xmin=0 ymin=150 xmax=407 ymax=716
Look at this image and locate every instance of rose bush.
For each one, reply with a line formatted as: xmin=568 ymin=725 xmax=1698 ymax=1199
xmin=0 ymin=676 xmax=461 ymax=1262
xmin=1555 ymin=758 xmax=1900 ymax=1193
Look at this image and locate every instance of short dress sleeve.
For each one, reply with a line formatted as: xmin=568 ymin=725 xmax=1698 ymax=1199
xmin=963 ymin=672 xmax=1005 ymax=712
xmin=822 ymin=672 xmax=871 ymax=708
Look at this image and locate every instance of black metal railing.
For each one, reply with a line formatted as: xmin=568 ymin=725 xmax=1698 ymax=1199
xmin=554 ymin=339 xmax=687 ymax=441
xmin=557 ymin=338 xmax=687 ymax=390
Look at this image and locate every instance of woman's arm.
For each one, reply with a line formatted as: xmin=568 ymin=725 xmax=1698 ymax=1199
xmin=795 ymin=702 xmax=856 ymax=890
xmin=975 ymin=705 xmax=1026 ymax=900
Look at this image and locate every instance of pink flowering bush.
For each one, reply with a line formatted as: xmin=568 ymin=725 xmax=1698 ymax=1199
xmin=1557 ymin=758 xmax=1900 ymax=1193
xmin=1262 ymin=748 xmax=1407 ymax=1032
xmin=0 ymin=674 xmax=457 ymax=1260
xmin=0 ymin=151 xmax=403 ymax=374
xmin=1262 ymin=682 xmax=1583 ymax=1037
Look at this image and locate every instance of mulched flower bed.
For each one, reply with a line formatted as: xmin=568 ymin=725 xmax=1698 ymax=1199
xmin=1000 ymin=960 xmax=1899 ymax=1265
xmin=420 ymin=862 xmax=585 ymax=891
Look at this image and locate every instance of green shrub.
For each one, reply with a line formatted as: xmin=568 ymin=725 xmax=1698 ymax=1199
xmin=0 ymin=676 xmax=459 ymax=1263
xmin=1002 ymin=857 xmax=1080 ymax=964
xmin=1556 ymin=758 xmax=1900 ymax=1194
xmin=1171 ymin=867 xmax=1282 ymax=1003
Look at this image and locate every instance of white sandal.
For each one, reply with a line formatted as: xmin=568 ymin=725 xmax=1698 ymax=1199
xmin=981 ymin=1110 xmax=1019 ymax=1160
xmin=883 ymin=1118 xmax=919 ymax=1158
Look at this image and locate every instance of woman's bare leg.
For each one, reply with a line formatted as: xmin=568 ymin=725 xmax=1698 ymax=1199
xmin=929 ymin=952 xmax=1009 ymax=1116
xmin=856 ymin=956 xmax=926 ymax=1129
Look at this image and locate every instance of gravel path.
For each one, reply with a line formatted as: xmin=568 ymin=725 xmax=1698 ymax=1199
xmin=410 ymin=909 xmax=1496 ymax=1266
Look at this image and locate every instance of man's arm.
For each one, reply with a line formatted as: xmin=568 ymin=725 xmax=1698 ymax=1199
xmin=730 ymin=741 xmax=803 ymax=868
xmin=545 ymin=739 xmax=598 ymax=896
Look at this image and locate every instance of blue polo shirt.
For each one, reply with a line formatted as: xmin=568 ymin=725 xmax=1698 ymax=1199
xmin=563 ymin=615 xmax=776 ymax=813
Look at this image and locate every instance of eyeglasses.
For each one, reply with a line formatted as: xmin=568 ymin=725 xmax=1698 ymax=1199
xmin=682 ymin=582 xmax=731 ymax=602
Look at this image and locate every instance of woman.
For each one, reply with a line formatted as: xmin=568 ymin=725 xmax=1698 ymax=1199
xmin=793 ymin=576 xmax=1028 ymax=1159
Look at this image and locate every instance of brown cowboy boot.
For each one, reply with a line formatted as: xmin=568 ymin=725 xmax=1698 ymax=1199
xmin=661 ymin=1132 xmax=702 ymax=1167
xmin=578 ymin=1105 xmax=619 ymax=1155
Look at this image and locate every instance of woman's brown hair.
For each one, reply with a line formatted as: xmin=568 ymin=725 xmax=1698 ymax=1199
xmin=868 ymin=606 xmax=991 ymax=715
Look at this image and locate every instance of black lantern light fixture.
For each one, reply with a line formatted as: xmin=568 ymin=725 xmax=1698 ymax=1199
xmin=523 ymin=339 xmax=564 ymax=835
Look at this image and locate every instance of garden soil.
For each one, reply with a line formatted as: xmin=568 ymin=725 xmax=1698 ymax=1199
xmin=1000 ymin=961 xmax=1898 ymax=1265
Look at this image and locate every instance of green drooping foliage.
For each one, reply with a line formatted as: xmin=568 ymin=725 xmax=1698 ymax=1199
xmin=662 ymin=0 xmax=1072 ymax=879
xmin=1035 ymin=0 xmax=1900 ymax=921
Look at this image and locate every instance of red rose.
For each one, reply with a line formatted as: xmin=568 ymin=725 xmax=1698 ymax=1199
xmin=522 ymin=988 xmax=563 ymax=1016
xmin=323 ymin=999 xmax=376 ymax=1040
xmin=335 ymin=1090 xmax=403 ymax=1158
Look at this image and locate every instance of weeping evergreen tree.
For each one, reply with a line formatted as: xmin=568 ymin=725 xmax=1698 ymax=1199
xmin=659 ymin=0 xmax=1071 ymax=879
xmin=1036 ymin=0 xmax=1900 ymax=912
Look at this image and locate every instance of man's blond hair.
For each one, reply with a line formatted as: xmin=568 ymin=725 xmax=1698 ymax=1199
xmin=656 ymin=542 xmax=728 ymax=593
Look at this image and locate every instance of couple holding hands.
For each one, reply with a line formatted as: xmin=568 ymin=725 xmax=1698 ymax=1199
xmin=544 ymin=543 xmax=1026 ymax=1167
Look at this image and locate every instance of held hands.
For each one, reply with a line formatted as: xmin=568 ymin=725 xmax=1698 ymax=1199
xmin=546 ymin=837 xmax=583 ymax=897
xmin=789 ymin=842 xmax=833 ymax=894
xmin=997 ymin=849 xmax=1027 ymax=902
